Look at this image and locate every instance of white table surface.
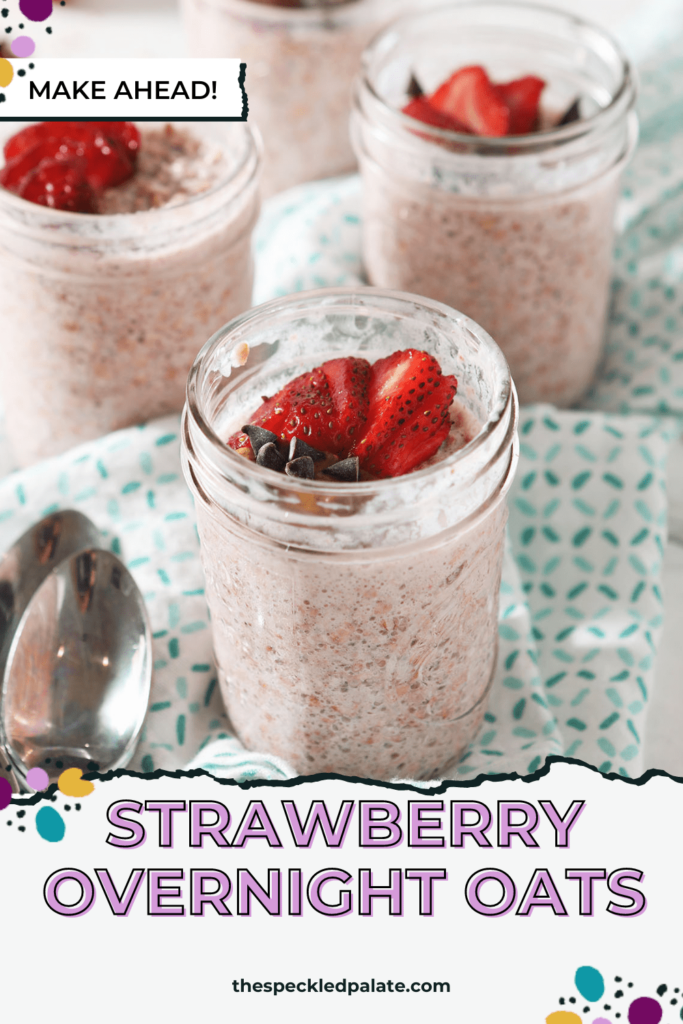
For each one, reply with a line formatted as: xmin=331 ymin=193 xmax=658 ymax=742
xmin=3 ymin=0 xmax=682 ymax=775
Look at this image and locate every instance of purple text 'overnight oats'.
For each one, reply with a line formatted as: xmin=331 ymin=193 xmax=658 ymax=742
xmin=182 ymin=286 xmax=519 ymax=780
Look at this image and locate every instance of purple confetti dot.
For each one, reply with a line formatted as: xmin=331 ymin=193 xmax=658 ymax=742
xmin=18 ymin=0 xmax=52 ymax=22
xmin=0 ymin=776 xmax=12 ymax=810
xmin=11 ymin=34 xmax=35 ymax=56
xmin=26 ymin=766 xmax=49 ymax=791
xmin=628 ymin=998 xmax=662 ymax=1024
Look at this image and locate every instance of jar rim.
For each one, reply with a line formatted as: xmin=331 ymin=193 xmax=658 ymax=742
xmin=358 ymin=0 xmax=636 ymax=154
xmin=187 ymin=0 xmax=366 ymax=22
xmin=185 ymin=285 xmax=516 ymax=499
xmin=0 ymin=120 xmax=260 ymax=232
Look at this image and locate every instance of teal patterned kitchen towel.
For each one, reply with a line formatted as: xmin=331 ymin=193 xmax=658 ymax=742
xmin=0 ymin=406 xmax=673 ymax=782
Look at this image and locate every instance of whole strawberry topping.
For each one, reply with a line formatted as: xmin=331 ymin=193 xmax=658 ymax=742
xmin=230 ymin=350 xmax=458 ymax=480
xmin=1 ymin=121 xmax=139 ymax=212
xmin=402 ymin=66 xmax=547 ymax=139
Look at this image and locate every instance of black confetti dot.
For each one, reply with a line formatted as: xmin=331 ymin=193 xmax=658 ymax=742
xmin=615 ymin=990 xmax=624 ymax=998
xmin=5 ymin=27 xmax=12 ymax=33
xmin=559 ymin=998 xmax=565 ymax=1005
xmin=615 ymin=1015 xmax=621 ymax=1020
xmin=584 ymin=1008 xmax=590 ymax=1014
xmin=18 ymin=826 xmax=25 ymax=832
xmin=29 ymin=62 xmax=34 ymax=68
xmin=44 ymin=758 xmax=51 ymax=764
xmin=675 ymin=988 xmax=679 ymax=993
xmin=50 ymin=795 xmax=57 ymax=802
xmin=18 ymin=22 xmax=23 ymax=28
xmin=55 ymin=760 xmax=63 ymax=768
xmin=17 ymin=810 xmax=25 ymax=819
xmin=46 ymin=26 xmax=51 ymax=33
xmin=75 ymin=803 xmax=81 ymax=811
xmin=64 ymin=805 xmax=71 ymax=812
xmin=18 ymin=69 xmax=25 ymax=76
xmin=658 ymin=985 xmax=668 ymax=997
xmin=0 ymin=8 xmax=7 ymax=16
xmin=569 ymin=998 xmax=576 ymax=1005
xmin=615 ymin=978 xmax=622 ymax=983
xmin=628 ymin=983 xmax=633 ymax=989
xmin=604 ymin=1006 xmax=611 ymax=1011
xmin=0 ymin=95 xmax=5 ymax=103
xmin=6 ymin=819 xmax=11 ymax=825
xmin=672 ymin=999 xmax=678 ymax=1005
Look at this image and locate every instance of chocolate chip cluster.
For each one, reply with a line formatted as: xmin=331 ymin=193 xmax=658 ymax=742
xmin=241 ymin=424 xmax=361 ymax=482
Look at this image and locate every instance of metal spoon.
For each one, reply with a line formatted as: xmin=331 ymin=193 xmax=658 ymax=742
xmin=0 ymin=509 xmax=102 ymax=683
xmin=1 ymin=548 xmax=152 ymax=786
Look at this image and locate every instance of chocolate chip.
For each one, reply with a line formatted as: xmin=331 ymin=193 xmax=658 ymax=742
xmin=242 ymin=423 xmax=279 ymax=455
xmin=289 ymin=436 xmax=326 ymax=462
xmin=256 ymin=442 xmax=286 ymax=472
xmin=407 ymin=74 xmax=424 ymax=99
xmin=324 ymin=457 xmax=360 ymax=482
xmin=558 ymin=98 xmax=581 ymax=126
xmin=285 ymin=456 xmax=315 ymax=480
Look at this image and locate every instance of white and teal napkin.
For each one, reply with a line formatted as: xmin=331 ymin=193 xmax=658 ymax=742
xmin=0 ymin=405 xmax=673 ymax=782
xmin=1 ymin=25 xmax=682 ymax=784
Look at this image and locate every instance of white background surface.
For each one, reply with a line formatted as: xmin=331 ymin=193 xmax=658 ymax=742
xmin=4 ymin=0 xmax=683 ymax=774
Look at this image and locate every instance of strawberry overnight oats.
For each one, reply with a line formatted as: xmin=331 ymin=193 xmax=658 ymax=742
xmin=181 ymin=287 xmax=519 ymax=780
xmin=0 ymin=121 xmax=260 ymax=467
xmin=352 ymin=2 xmax=638 ymax=407
xmin=180 ymin=0 xmax=410 ymax=197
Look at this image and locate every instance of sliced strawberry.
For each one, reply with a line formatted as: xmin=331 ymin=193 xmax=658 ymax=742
xmin=1 ymin=133 xmax=134 ymax=194
xmin=402 ymin=96 xmax=470 ymax=134
xmin=79 ymin=134 xmax=135 ymax=190
xmin=350 ymin=349 xmax=458 ymax=478
xmin=4 ymin=121 xmax=140 ymax=163
xmin=495 ymin=75 xmax=545 ymax=135
xmin=228 ymin=366 xmax=342 ymax=454
xmin=3 ymin=122 xmax=69 ymax=163
xmin=319 ymin=356 xmax=371 ymax=450
xmin=87 ymin=121 xmax=141 ymax=156
xmin=19 ymin=159 xmax=97 ymax=213
xmin=429 ymin=66 xmax=509 ymax=137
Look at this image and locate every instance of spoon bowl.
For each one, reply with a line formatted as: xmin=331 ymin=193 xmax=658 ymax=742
xmin=1 ymin=548 xmax=152 ymax=785
xmin=0 ymin=509 xmax=102 ymax=683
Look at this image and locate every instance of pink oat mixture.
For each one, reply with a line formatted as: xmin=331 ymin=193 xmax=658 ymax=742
xmin=360 ymin=165 xmax=621 ymax=408
xmin=197 ymin=402 xmax=508 ymax=780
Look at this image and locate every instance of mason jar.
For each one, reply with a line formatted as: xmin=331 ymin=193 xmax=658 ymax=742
xmin=352 ymin=2 xmax=638 ymax=407
xmin=180 ymin=0 xmax=410 ymax=197
xmin=0 ymin=121 xmax=260 ymax=467
xmin=181 ymin=286 xmax=519 ymax=780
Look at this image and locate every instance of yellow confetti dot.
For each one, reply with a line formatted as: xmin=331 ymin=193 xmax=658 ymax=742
xmin=58 ymin=767 xmax=95 ymax=798
xmin=546 ymin=1013 xmax=583 ymax=1024
xmin=0 ymin=58 xmax=13 ymax=89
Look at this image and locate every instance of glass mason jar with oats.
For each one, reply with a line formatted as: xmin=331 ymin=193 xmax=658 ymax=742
xmin=0 ymin=122 xmax=260 ymax=467
xmin=180 ymin=0 xmax=413 ymax=197
xmin=182 ymin=286 xmax=519 ymax=781
xmin=352 ymin=2 xmax=638 ymax=407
